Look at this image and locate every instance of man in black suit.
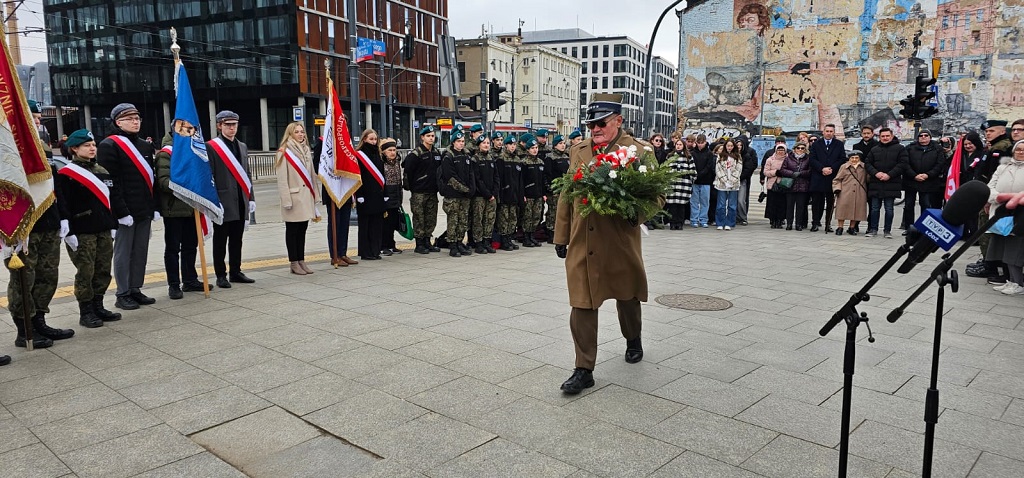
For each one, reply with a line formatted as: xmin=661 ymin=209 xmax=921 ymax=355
xmin=807 ymin=124 xmax=847 ymax=232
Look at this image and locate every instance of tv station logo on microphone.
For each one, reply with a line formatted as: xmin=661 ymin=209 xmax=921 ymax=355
xmin=916 ymin=209 xmax=962 ymax=251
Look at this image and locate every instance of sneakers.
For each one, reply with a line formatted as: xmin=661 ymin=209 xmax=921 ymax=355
xmin=716 ymin=226 xmax=724 ymax=230
xmin=994 ymin=282 xmax=1012 ymax=292
xmin=1000 ymin=283 xmax=1024 ymax=295
xmin=115 ymin=295 xmax=140 ymax=310
xmin=701 ymin=224 xmax=709 ymax=228
xmin=864 ymin=231 xmax=875 ymax=238
xmin=724 ymin=226 xmax=732 ymax=231
xmin=987 ymin=276 xmax=1008 ymax=286
xmin=884 ymin=232 xmax=893 ymax=239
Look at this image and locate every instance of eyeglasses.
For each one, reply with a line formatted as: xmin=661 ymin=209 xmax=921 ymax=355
xmin=918 ymin=133 xmax=930 ymax=137
xmin=1013 ymin=128 xmax=1024 ymax=133
xmin=588 ymin=119 xmax=608 ymax=129
xmin=118 ymin=116 xmax=141 ymax=123
xmin=795 ymin=146 xmax=807 ymax=150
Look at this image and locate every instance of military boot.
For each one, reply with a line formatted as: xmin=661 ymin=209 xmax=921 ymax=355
xmin=499 ymin=235 xmax=515 ymax=251
xmin=473 ymin=240 xmax=487 ymax=255
xmin=414 ymin=238 xmax=430 ymax=254
xmin=32 ymin=312 xmax=74 ymax=341
xmin=13 ymin=317 xmax=53 ymax=349
xmin=483 ymin=239 xmax=496 ymax=254
xmin=458 ymin=242 xmax=472 ymax=256
xmin=428 ymin=238 xmax=441 ymax=252
xmin=93 ymin=296 xmax=122 ymax=322
xmin=78 ymin=301 xmax=103 ymax=328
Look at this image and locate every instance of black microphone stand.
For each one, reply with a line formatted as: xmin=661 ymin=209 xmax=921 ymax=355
xmin=819 ymin=244 xmax=911 ymax=477
xmin=887 ymin=211 xmax=1005 ymax=477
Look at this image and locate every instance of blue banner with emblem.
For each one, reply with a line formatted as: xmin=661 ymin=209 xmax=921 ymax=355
xmin=168 ymin=61 xmax=224 ymax=225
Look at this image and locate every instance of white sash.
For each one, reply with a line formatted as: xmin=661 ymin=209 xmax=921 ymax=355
xmin=59 ymin=163 xmax=111 ymax=210
xmin=111 ymin=135 xmax=154 ymax=193
xmin=283 ymin=148 xmax=316 ymax=198
xmin=357 ymin=151 xmax=385 ymax=187
xmin=209 ymin=137 xmax=253 ymax=199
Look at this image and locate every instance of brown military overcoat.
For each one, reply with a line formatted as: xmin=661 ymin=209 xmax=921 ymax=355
xmin=554 ymin=130 xmax=651 ymax=310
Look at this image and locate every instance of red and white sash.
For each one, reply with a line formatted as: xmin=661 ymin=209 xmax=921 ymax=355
xmin=208 ymin=137 xmax=253 ymax=199
xmin=110 ymin=135 xmax=154 ymax=194
xmin=59 ymin=163 xmax=111 ymax=210
xmin=160 ymin=145 xmax=172 ymax=156
xmin=282 ymin=148 xmax=316 ymax=199
xmin=357 ymin=151 xmax=385 ymax=188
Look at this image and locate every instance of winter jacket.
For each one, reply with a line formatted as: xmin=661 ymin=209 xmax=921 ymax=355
xmin=691 ymin=144 xmax=715 ymax=185
xmin=472 ymin=150 xmax=500 ymax=199
xmin=986 ymin=158 xmax=1024 ymax=208
xmin=977 ymin=135 xmax=1013 ymax=183
xmin=713 ymin=155 xmax=743 ymax=191
xmin=382 ymin=154 xmax=403 ymax=209
xmin=904 ymin=142 xmax=947 ymax=193
xmin=497 ymin=150 xmax=524 ymax=205
xmin=439 ymin=146 xmax=475 ymax=199
xmin=762 ymin=154 xmax=787 ymax=190
xmin=208 ymin=135 xmax=252 ymax=222
xmin=97 ymin=126 xmax=157 ymax=221
xmin=807 ymin=137 xmax=846 ymax=193
xmin=521 ymin=154 xmax=546 ymax=199
xmin=665 ymin=151 xmax=696 ymax=205
xmin=852 ymin=138 xmax=879 ymax=158
xmin=403 ymin=143 xmax=443 ymax=194
xmin=354 ymin=143 xmax=386 ymax=214
xmin=779 ymin=152 xmax=812 ymax=193
xmin=546 ymin=149 xmax=571 ymax=194
xmin=56 ymin=156 xmax=118 ymax=235
xmin=155 ymin=133 xmax=195 ymax=218
xmin=864 ymin=140 xmax=908 ymax=199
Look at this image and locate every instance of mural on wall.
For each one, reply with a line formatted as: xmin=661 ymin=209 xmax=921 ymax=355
xmin=677 ymin=0 xmax=1024 ymax=138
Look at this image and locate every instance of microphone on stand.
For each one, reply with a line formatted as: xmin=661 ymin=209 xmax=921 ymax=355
xmin=896 ymin=180 xmax=990 ymax=274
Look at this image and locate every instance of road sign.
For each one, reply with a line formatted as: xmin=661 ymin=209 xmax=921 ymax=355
xmin=524 ymin=118 xmax=532 ymax=129
xmin=314 ymin=118 xmax=326 ymax=126
xmin=437 ymin=118 xmax=453 ymax=126
xmin=292 ymin=107 xmax=303 ymax=122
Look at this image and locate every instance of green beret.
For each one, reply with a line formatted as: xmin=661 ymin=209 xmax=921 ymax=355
xmin=519 ymin=133 xmax=536 ymax=144
xmin=419 ymin=125 xmax=434 ymax=136
xmin=774 ymin=135 xmax=787 ymax=143
xmin=525 ymin=137 xmax=539 ymax=149
xmin=451 ymin=130 xmax=465 ymax=141
xmin=553 ymin=135 xmax=565 ymax=146
xmin=476 ymin=135 xmax=488 ymax=145
xmin=65 ymin=129 xmax=95 ymax=148
xmin=491 ymin=132 xmax=503 ymax=140
xmin=28 ymin=100 xmax=39 ymax=114
xmin=453 ymin=123 xmax=464 ymax=131
xmin=568 ymin=129 xmax=582 ymax=140
xmin=504 ymin=134 xmax=517 ymax=145
xmin=536 ymin=129 xmax=549 ymax=137
xmin=470 ymin=124 xmax=483 ymax=133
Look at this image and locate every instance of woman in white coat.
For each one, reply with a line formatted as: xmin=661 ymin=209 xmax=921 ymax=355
xmin=275 ymin=122 xmax=321 ymax=275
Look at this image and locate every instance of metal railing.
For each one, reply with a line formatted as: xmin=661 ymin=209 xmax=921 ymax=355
xmin=247 ymin=149 xmax=414 ymax=181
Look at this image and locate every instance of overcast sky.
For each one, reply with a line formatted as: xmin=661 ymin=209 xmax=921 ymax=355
xmin=447 ymin=0 xmax=683 ymax=64
xmin=16 ymin=0 xmax=685 ymax=67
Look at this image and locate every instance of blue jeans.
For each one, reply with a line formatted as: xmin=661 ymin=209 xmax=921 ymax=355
xmin=715 ymin=190 xmax=739 ymax=227
xmin=690 ymin=185 xmax=711 ymax=226
xmin=868 ymin=197 xmax=895 ymax=233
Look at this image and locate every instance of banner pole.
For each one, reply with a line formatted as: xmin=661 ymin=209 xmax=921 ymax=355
xmin=194 ymin=211 xmax=211 ymax=298
xmin=15 ymin=258 xmax=34 ymax=351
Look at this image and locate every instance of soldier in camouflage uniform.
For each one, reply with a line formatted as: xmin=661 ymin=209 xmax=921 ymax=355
xmin=490 ymin=132 xmax=504 ymax=153
xmin=544 ymin=134 xmax=572 ymax=242
xmin=403 ymin=126 xmax=443 ymax=254
xmin=568 ymin=129 xmax=583 ymax=146
xmin=520 ymin=136 xmax=546 ymax=247
xmin=439 ymin=130 xmax=476 ymax=257
xmin=55 ymin=129 xmax=120 ymax=328
xmin=471 ymin=136 xmax=499 ymax=254
xmin=496 ymin=134 xmax=524 ymax=251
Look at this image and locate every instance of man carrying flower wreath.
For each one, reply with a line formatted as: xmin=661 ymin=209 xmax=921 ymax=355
xmin=553 ymin=93 xmax=666 ymax=394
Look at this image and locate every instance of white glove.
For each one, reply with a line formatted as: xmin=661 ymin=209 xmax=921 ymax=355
xmin=284 ymin=205 xmax=292 ymax=210
xmin=64 ymin=235 xmax=78 ymax=252
xmin=118 ymin=216 xmax=134 ymax=227
xmin=153 ymin=211 xmax=162 ymax=221
xmin=111 ymin=229 xmax=116 ymax=239
xmin=249 ymin=201 xmax=256 ymax=213
xmin=59 ymin=220 xmax=69 ymax=239
xmin=383 ymin=196 xmax=390 ymax=202
xmin=244 ymin=220 xmax=250 ymax=232
xmin=314 ymin=208 xmax=322 ymax=219
xmin=356 ymin=197 xmax=365 ymax=203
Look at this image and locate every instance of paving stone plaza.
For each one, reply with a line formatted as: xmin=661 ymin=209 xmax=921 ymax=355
xmin=1 ymin=187 xmax=1022 ymax=477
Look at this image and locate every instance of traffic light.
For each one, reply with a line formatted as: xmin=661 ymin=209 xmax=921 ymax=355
xmin=402 ymin=33 xmax=415 ymax=61
xmin=914 ymin=76 xmax=938 ymax=119
xmin=457 ymin=95 xmax=480 ymax=111
xmin=898 ymin=96 xmax=916 ymax=120
xmin=487 ymin=79 xmax=507 ymax=111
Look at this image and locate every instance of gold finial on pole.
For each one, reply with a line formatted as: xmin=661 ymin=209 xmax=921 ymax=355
xmin=170 ymin=27 xmax=180 ymax=62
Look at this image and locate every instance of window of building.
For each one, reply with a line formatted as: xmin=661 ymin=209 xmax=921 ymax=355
xmin=592 ymin=61 xmax=597 ymax=72
xmin=581 ymin=62 xmax=587 ymax=74
xmin=523 ymin=84 xmax=529 ymax=93
xmin=612 ymin=76 xmax=626 ymax=88
xmin=972 ymin=31 xmax=981 ymax=46
xmin=602 ymin=61 xmax=608 ymax=73
xmin=977 ymin=10 xmax=983 ymax=22
xmin=964 ymin=15 xmax=970 ymax=28
xmin=942 ymin=16 xmax=949 ymax=29
xmin=591 ymin=77 xmax=597 ymax=89
xmin=939 ymin=39 xmax=945 ymax=51
xmin=614 ymin=44 xmax=627 ymax=57
xmin=523 ymin=105 xmax=528 ymax=115
xmin=602 ymin=45 xmax=609 ymax=57
xmin=592 ymin=45 xmax=598 ymax=57
xmin=952 ymin=14 xmax=958 ymax=26
xmin=602 ymin=77 xmax=608 ymax=89
xmin=572 ymin=46 xmax=578 ymax=57
xmin=582 ymin=47 xmax=587 ymax=59
xmin=950 ymin=38 xmax=956 ymax=50
xmin=561 ymin=47 xmax=567 ymax=54
xmin=458 ymin=62 xmax=466 ymax=81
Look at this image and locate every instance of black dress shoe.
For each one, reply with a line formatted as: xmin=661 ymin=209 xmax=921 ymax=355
xmin=229 ymin=272 xmax=255 ymax=283
xmin=380 ymin=249 xmax=393 ymax=256
xmin=216 ymin=277 xmax=232 ymax=289
xmin=835 ymin=229 xmax=843 ymax=236
xmin=560 ymin=368 xmax=595 ymax=395
xmin=785 ymin=225 xmax=793 ymax=230
xmin=825 ymin=226 xmax=834 ymax=233
xmin=810 ymin=225 xmax=819 ymax=232
xmin=625 ymin=337 xmax=644 ymax=364
xmin=130 ymin=291 xmax=156 ymax=305
xmin=361 ymin=255 xmax=381 ymax=260
xmin=795 ymin=226 xmax=804 ymax=231
xmin=0 ymin=355 xmax=9 ymax=366
xmin=182 ymin=281 xmax=212 ymax=293
xmin=115 ymin=296 xmax=140 ymax=310
xmin=391 ymin=247 xmax=403 ymax=254
xmin=168 ymin=286 xmax=184 ymax=300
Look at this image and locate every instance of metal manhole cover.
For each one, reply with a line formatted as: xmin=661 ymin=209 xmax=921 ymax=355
xmin=656 ymin=294 xmax=733 ymax=311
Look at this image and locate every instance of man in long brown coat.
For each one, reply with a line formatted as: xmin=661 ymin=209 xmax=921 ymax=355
xmin=554 ymin=93 xmax=651 ymax=394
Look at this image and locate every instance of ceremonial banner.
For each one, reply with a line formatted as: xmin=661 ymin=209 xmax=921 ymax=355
xmin=0 ymin=33 xmax=52 ymax=247
xmin=317 ymin=78 xmax=362 ymax=207
xmin=945 ymin=137 xmax=962 ymax=201
xmin=169 ymin=61 xmax=224 ymax=225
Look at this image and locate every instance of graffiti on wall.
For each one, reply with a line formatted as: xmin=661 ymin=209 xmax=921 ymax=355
xmin=678 ymin=0 xmax=1024 ymax=137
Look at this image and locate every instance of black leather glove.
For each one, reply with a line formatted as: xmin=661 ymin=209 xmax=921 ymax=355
xmin=555 ymin=245 xmax=567 ymax=259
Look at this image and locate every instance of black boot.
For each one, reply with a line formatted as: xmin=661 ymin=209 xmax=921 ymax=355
xmin=546 ymin=228 xmax=555 ymax=244
xmin=79 ymin=301 xmax=103 ymax=328
xmin=32 ymin=312 xmax=74 ymax=341
xmin=449 ymin=246 xmax=461 ymax=257
xmin=93 ymin=296 xmax=122 ymax=322
xmin=414 ymin=238 xmax=430 ymax=254
xmin=500 ymin=235 xmax=515 ymax=251
xmin=459 ymin=242 xmax=472 ymax=256
xmin=472 ymin=240 xmax=487 ymax=255
xmin=560 ymin=368 xmax=595 ymax=394
xmin=13 ymin=316 xmax=53 ymax=349
xmin=625 ymin=337 xmax=644 ymax=363
xmin=484 ymin=239 xmax=496 ymax=254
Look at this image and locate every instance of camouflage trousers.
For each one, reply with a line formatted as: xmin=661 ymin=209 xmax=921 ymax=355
xmin=978 ymin=211 xmax=990 ymax=259
xmin=443 ymin=198 xmax=471 ymax=243
xmin=470 ymin=197 xmax=497 ymax=242
xmin=67 ymin=232 xmax=114 ymax=302
xmin=5 ymin=231 xmax=61 ymax=320
xmin=410 ymin=192 xmax=438 ymax=240
xmin=498 ymin=203 xmax=520 ymax=235
xmin=544 ymin=193 xmax=560 ymax=230
xmin=522 ymin=198 xmax=545 ymax=233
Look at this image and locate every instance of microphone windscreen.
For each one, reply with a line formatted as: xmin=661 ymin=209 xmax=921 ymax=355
xmin=942 ymin=180 xmax=990 ymax=225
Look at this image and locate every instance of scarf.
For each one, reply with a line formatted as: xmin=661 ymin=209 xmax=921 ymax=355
xmin=287 ymin=138 xmax=312 ymax=163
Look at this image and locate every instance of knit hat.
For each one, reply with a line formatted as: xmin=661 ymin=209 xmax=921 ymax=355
xmin=774 ymin=135 xmax=787 ymax=143
xmin=216 ymin=110 xmax=240 ymax=123
xmin=568 ymin=129 xmax=582 ymax=140
xmin=553 ymin=134 xmax=565 ymax=146
xmin=419 ymin=125 xmax=434 ymax=136
xmin=110 ymin=103 xmax=139 ymax=121
xmin=65 ymin=129 xmax=95 ymax=149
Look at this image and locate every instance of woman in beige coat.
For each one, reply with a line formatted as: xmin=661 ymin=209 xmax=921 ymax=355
xmin=832 ymin=150 xmax=868 ymax=236
xmin=275 ymin=122 xmax=321 ymax=275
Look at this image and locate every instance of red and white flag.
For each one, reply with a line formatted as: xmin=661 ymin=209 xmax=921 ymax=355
xmin=945 ymin=137 xmax=962 ymax=201
xmin=317 ymin=78 xmax=362 ymax=207
xmin=0 ymin=34 xmax=53 ymax=253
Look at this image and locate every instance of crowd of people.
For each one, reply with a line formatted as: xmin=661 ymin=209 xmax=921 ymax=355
xmin=656 ymin=118 xmax=1024 ymax=296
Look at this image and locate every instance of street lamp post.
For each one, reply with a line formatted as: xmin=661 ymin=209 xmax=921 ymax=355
xmin=510 ymin=57 xmax=535 ymax=124
xmin=641 ymin=0 xmax=686 ymax=138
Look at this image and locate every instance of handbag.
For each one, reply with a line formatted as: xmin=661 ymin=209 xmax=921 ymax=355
xmin=758 ymin=184 xmax=767 ymax=203
xmin=397 ymin=206 xmax=415 ymax=240
xmin=776 ymin=177 xmax=794 ymax=190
